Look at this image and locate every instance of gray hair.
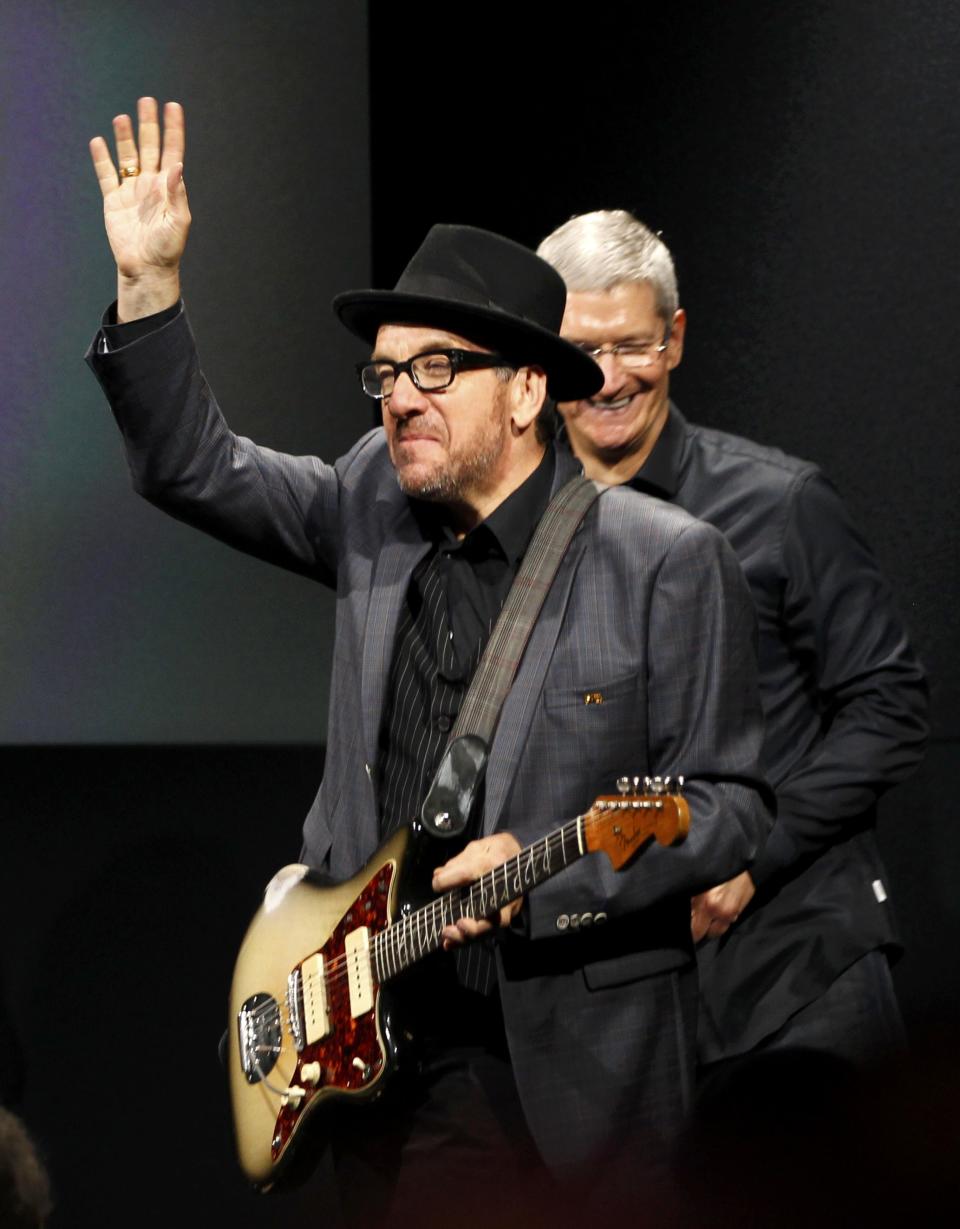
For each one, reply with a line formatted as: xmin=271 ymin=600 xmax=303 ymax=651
xmin=537 ymin=210 xmax=679 ymax=321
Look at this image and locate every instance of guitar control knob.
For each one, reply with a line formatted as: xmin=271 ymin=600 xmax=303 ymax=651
xmin=300 ymin=1062 xmax=321 ymax=1086
xmin=281 ymin=1085 xmax=306 ymax=1110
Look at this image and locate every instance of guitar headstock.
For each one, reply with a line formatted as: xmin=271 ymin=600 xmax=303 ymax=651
xmin=583 ymin=776 xmax=690 ymax=869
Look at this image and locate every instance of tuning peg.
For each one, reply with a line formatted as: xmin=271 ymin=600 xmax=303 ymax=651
xmin=616 ymin=777 xmax=632 ymax=795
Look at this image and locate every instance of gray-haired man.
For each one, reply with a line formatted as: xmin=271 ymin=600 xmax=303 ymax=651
xmin=539 ymin=209 xmax=928 ymax=1073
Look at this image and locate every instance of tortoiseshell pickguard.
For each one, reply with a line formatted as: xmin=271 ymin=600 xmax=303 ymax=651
xmin=271 ymin=861 xmax=395 ymax=1159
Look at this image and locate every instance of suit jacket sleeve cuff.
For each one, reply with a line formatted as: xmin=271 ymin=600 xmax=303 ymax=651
xmin=91 ymin=300 xmax=184 ymax=356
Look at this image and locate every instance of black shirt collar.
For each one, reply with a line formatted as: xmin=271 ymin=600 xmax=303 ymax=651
xmin=479 ymin=444 xmax=555 ymax=565
xmin=626 ymin=403 xmax=686 ymax=500
xmin=413 ymin=445 xmax=556 ymax=565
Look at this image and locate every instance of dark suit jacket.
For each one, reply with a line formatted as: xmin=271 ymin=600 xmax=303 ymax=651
xmin=87 ymin=309 xmax=772 ymax=1170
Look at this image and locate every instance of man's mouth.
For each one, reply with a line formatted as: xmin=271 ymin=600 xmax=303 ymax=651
xmin=395 ymin=428 xmax=442 ymax=445
xmin=586 ymin=394 xmax=639 ymax=412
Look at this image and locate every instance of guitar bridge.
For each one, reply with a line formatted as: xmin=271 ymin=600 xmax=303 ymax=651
xmin=286 ymin=969 xmax=304 ymax=1052
xmin=238 ymin=992 xmax=282 ymax=1084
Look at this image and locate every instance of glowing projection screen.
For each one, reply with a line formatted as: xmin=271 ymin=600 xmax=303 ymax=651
xmin=0 ymin=0 xmax=371 ymax=743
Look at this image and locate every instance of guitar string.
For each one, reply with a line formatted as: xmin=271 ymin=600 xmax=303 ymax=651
xmin=261 ymin=818 xmax=583 ymax=984
xmin=240 ymin=818 xmax=592 ymax=1030
xmin=241 ymin=802 xmax=667 ymax=1030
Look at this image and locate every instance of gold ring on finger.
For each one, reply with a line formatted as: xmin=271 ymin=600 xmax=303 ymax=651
xmin=119 ymin=163 xmax=141 ymax=179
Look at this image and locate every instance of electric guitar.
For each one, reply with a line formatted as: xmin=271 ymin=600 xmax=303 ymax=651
xmin=227 ymin=775 xmax=690 ymax=1190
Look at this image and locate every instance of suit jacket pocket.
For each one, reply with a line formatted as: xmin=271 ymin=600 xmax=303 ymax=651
xmin=580 ymin=896 xmax=693 ymax=989
xmin=583 ymin=946 xmax=692 ymax=989
xmin=542 ymin=670 xmax=641 ymax=712
xmin=540 ymin=671 xmax=646 ymax=792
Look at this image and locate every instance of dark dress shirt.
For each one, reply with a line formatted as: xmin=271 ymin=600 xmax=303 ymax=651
xmin=626 ymin=404 xmax=928 ymax=1055
xmin=377 ymin=446 xmax=555 ymax=1003
xmin=378 ymin=447 xmax=555 ymax=837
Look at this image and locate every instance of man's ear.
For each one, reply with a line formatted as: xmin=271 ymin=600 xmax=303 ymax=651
xmin=666 ymin=308 xmax=687 ymax=372
xmin=510 ymin=366 xmax=548 ymax=433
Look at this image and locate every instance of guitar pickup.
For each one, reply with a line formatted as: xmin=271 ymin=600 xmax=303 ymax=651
xmin=301 ymin=954 xmax=330 ymax=1045
xmin=345 ymin=927 xmax=374 ymax=1018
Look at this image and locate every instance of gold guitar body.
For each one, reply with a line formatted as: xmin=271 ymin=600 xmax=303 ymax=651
xmin=226 ymin=781 xmax=689 ymax=1191
xmin=227 ymin=826 xmax=411 ymax=1190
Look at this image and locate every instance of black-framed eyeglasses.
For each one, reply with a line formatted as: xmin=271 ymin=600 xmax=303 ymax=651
xmin=573 ymin=330 xmax=671 ymax=369
xmin=356 ymin=348 xmax=514 ymax=399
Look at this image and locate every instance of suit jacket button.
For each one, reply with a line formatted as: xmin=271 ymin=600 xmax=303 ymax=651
xmin=580 ymin=912 xmax=593 ymax=927
xmin=556 ymin=914 xmax=570 ymax=931
xmin=594 ymin=912 xmax=608 ymax=925
xmin=569 ymin=913 xmax=581 ymax=929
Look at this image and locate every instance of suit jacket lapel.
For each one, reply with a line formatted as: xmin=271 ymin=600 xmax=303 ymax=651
xmin=482 ymin=445 xmax=590 ymax=834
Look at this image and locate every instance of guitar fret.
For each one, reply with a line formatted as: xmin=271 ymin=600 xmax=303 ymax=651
xmin=384 ymin=930 xmax=395 ymax=980
xmin=374 ymin=824 xmax=584 ymax=986
xmin=376 ymin=932 xmax=386 ymax=981
xmin=367 ymin=790 xmax=684 ymax=987
xmin=376 ymin=932 xmax=388 ymax=981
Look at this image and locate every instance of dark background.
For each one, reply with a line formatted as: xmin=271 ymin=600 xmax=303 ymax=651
xmin=2 ymin=1 xmax=958 ymax=1225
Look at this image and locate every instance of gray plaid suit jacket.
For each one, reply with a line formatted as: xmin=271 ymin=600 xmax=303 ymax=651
xmin=88 ymin=307 xmax=771 ymax=1173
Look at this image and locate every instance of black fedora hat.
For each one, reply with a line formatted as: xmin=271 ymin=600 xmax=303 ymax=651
xmin=333 ymin=224 xmax=603 ymax=401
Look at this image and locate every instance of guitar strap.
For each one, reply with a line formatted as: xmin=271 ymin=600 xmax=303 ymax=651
xmin=420 ymin=472 xmax=607 ymax=838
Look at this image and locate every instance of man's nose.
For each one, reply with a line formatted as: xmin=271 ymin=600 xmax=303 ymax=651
xmin=596 ymin=351 xmax=630 ymax=397
xmin=385 ymin=370 xmax=429 ymax=416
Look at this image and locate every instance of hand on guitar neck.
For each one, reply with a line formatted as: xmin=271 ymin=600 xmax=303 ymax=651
xmin=431 ymin=832 xmax=524 ymax=947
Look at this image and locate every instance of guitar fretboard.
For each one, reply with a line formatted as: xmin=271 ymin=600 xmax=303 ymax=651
xmin=372 ymin=815 xmax=585 ymax=983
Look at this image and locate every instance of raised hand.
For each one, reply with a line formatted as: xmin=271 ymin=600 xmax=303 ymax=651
xmin=89 ymin=98 xmax=190 ymax=321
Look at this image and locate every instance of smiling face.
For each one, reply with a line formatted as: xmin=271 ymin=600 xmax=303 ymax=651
xmin=558 ymin=282 xmax=686 ymax=483
xmin=374 ymin=323 xmax=546 ymax=530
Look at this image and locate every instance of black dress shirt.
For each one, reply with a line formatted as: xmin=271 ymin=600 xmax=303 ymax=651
xmin=627 ymin=405 xmax=928 ymax=888
xmin=377 ymin=447 xmax=556 ymax=837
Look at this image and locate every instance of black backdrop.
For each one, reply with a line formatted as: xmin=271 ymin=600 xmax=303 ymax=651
xmin=368 ymin=0 xmax=960 ymax=1039
xmin=3 ymin=2 xmax=959 ymax=1225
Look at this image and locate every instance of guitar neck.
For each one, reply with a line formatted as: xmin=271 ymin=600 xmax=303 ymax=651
xmin=373 ymin=815 xmax=586 ymax=984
